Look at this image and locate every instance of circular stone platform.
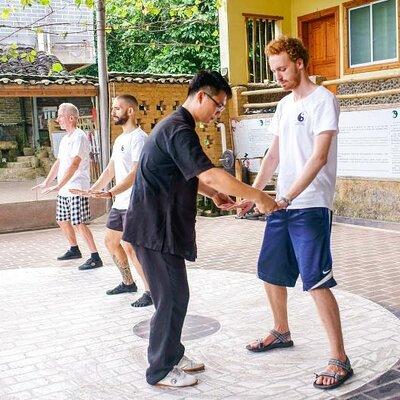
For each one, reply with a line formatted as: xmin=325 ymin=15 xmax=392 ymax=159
xmin=133 ymin=314 xmax=221 ymax=340
xmin=0 ymin=267 xmax=399 ymax=400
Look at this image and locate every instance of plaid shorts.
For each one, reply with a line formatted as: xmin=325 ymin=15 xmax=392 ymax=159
xmin=56 ymin=195 xmax=91 ymax=225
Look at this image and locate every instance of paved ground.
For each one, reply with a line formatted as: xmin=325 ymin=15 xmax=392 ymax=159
xmin=0 ymin=215 xmax=399 ymax=399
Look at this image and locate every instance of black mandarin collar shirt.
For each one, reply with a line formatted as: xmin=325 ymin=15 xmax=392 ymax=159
xmin=122 ymin=106 xmax=214 ymax=261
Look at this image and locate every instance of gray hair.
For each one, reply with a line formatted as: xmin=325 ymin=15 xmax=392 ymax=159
xmin=59 ymin=103 xmax=79 ymax=118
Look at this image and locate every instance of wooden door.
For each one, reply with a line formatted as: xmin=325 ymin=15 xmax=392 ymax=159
xmin=298 ymin=7 xmax=339 ymax=81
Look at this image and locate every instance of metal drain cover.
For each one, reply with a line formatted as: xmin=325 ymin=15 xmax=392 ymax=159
xmin=133 ymin=314 xmax=221 ymax=341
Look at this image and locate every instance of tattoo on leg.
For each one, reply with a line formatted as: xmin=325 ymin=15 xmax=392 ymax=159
xmin=112 ymin=255 xmax=134 ymax=285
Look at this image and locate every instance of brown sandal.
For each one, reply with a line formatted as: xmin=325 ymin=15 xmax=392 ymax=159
xmin=313 ymin=356 xmax=353 ymax=390
xmin=246 ymin=329 xmax=294 ymax=352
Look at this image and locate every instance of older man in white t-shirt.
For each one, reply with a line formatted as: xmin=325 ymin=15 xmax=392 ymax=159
xmin=85 ymin=95 xmax=152 ymax=307
xmin=241 ymin=37 xmax=353 ymax=391
xmin=33 ymin=103 xmax=103 ymax=270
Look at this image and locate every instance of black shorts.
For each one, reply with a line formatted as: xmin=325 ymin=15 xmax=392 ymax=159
xmin=106 ymin=208 xmax=127 ymax=232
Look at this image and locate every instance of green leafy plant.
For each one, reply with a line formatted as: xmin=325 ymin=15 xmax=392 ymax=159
xmin=82 ymin=0 xmax=220 ymax=75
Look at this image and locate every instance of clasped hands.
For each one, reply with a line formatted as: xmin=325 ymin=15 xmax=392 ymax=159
xmin=211 ymin=192 xmax=289 ymax=216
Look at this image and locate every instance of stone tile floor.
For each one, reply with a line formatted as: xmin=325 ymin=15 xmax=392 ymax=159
xmin=0 ymin=215 xmax=399 ymax=400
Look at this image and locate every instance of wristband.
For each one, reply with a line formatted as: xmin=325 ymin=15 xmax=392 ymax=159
xmin=280 ymin=196 xmax=292 ymax=206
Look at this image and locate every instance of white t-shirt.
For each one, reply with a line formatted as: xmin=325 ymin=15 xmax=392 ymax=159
xmin=111 ymin=127 xmax=148 ymax=210
xmin=57 ymin=128 xmax=90 ymax=197
xmin=268 ymin=85 xmax=340 ymax=209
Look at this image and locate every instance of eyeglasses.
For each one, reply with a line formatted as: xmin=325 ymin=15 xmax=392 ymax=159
xmin=204 ymin=92 xmax=225 ymax=112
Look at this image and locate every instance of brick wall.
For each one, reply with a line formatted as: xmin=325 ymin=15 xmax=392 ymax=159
xmin=0 ymin=98 xmax=22 ymax=125
xmin=109 ymin=82 xmax=232 ymax=166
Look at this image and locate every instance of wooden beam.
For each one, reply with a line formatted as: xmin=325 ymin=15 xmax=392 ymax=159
xmin=0 ymin=84 xmax=98 ymax=97
xmin=242 ymin=13 xmax=283 ymax=21
xmin=243 ymin=101 xmax=279 ymax=108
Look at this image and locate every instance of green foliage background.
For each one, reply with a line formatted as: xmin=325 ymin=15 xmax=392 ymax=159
xmin=82 ymin=0 xmax=221 ymax=75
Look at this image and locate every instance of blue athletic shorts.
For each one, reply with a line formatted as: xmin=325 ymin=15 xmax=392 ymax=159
xmin=257 ymin=207 xmax=337 ymax=291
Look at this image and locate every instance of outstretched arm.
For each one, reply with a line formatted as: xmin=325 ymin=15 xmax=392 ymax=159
xmin=90 ymin=163 xmax=138 ymax=199
xmin=42 ymin=156 xmax=81 ymax=194
xmin=32 ymin=159 xmax=60 ymax=190
xmin=90 ymin=160 xmax=115 ymax=192
xmin=198 ymin=180 xmax=235 ymax=209
xmin=198 ymin=167 xmax=277 ymax=214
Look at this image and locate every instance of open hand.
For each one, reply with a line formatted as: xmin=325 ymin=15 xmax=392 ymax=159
xmin=31 ymin=182 xmax=47 ymax=191
xmin=89 ymin=190 xmax=112 ymax=199
xmin=235 ymin=199 xmax=255 ymax=217
xmin=42 ymin=185 xmax=59 ymax=195
xmin=69 ymin=188 xmax=90 ymax=197
xmin=211 ymin=192 xmax=236 ymax=210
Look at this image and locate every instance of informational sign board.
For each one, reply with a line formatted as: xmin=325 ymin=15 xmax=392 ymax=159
xmin=337 ymin=107 xmax=400 ymax=178
xmin=231 ymin=116 xmax=274 ymax=159
xmin=231 ymin=107 xmax=400 ymax=178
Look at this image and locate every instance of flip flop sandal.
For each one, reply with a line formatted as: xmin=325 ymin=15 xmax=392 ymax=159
xmin=313 ymin=356 xmax=354 ymax=390
xmin=246 ymin=329 xmax=294 ymax=352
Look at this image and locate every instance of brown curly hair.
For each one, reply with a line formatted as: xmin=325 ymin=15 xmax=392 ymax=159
xmin=265 ymin=36 xmax=309 ymax=67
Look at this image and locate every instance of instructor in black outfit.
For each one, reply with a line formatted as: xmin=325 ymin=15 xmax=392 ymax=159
xmin=123 ymin=70 xmax=277 ymax=387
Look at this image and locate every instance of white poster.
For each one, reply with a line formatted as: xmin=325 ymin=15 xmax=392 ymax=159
xmin=231 ymin=108 xmax=400 ymax=179
xmin=338 ymin=108 xmax=400 ymax=178
xmin=231 ymin=117 xmax=274 ymax=159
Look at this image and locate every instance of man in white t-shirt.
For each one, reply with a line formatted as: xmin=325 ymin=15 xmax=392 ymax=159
xmin=32 ymin=103 xmax=103 ymax=270
xmin=85 ymin=95 xmax=152 ymax=307
xmin=240 ymin=37 xmax=353 ymax=390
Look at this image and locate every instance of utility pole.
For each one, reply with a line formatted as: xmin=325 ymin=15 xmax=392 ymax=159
xmin=96 ymin=0 xmax=109 ymax=170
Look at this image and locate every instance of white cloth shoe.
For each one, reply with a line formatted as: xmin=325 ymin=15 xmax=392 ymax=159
xmin=177 ymin=355 xmax=205 ymax=373
xmin=156 ymin=366 xmax=198 ymax=387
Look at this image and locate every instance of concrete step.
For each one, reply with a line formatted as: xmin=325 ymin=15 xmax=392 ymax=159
xmin=0 ymin=167 xmax=37 ymax=181
xmin=16 ymin=156 xmax=39 ymax=168
xmin=17 ymin=156 xmax=36 ymax=163
xmin=7 ymin=161 xmax=32 ymax=169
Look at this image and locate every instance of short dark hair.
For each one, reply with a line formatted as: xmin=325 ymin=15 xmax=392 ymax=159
xmin=115 ymin=94 xmax=138 ymax=108
xmin=188 ymin=70 xmax=232 ymax=99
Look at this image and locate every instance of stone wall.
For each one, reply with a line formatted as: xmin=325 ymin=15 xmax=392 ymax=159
xmin=338 ymin=77 xmax=400 ymax=107
xmin=110 ymin=81 xmax=232 ymax=166
xmin=0 ymin=97 xmax=25 ymax=150
xmin=334 ymin=179 xmax=400 ymax=223
xmin=0 ymin=97 xmax=21 ymax=125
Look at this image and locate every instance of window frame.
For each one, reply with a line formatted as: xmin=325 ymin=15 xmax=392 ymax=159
xmin=344 ymin=0 xmax=400 ymax=73
xmin=243 ymin=13 xmax=282 ymax=83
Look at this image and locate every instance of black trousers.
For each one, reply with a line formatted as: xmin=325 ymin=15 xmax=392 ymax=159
xmin=133 ymin=245 xmax=190 ymax=385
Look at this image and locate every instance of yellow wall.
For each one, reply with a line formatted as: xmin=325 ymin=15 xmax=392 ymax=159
xmin=222 ymin=0 xmax=400 ymax=82
xmin=219 ymin=0 xmax=292 ymax=85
